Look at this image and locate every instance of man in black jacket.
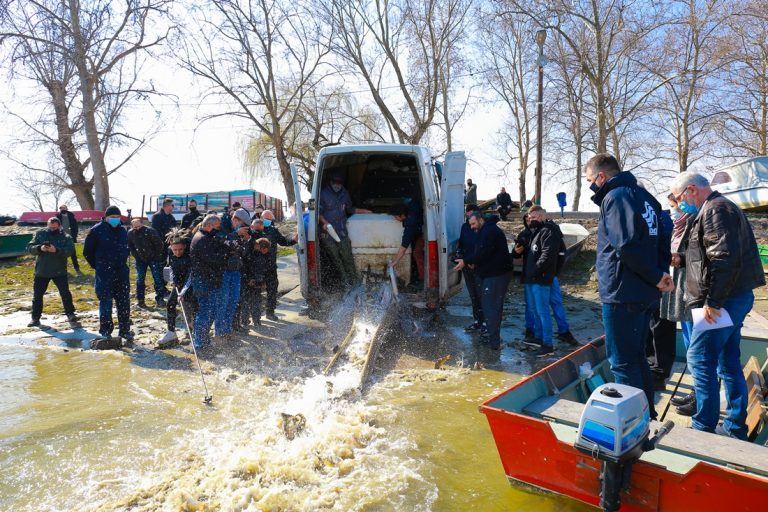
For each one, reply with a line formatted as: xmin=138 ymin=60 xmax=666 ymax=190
xmin=181 ymin=199 xmax=204 ymax=229
xmin=152 ymin=198 xmax=178 ymax=242
xmin=671 ymin=172 xmax=765 ymax=439
xmin=56 ymin=204 xmax=81 ymax=273
xmin=518 ymin=206 xmax=564 ymax=357
xmin=496 ymin=187 xmax=513 ymax=221
xmin=457 ymin=204 xmax=484 ymax=332
xmin=127 ymin=219 xmax=167 ymax=308
xmin=252 ymin=210 xmax=296 ymax=321
xmin=454 ymin=212 xmax=512 ymax=350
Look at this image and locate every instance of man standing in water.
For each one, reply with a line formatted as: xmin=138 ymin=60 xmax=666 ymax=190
xmin=84 ymin=206 xmax=133 ymax=343
xmin=26 ymin=217 xmax=77 ymax=327
xmin=585 ymin=153 xmax=671 ymax=419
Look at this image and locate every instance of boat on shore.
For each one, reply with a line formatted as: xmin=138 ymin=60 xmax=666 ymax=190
xmin=0 ymin=233 xmax=33 ymax=259
xmin=480 ymin=333 xmax=768 ymax=511
xmin=510 ymin=222 xmax=590 ymax=273
xmin=711 ymin=157 xmax=768 ymax=212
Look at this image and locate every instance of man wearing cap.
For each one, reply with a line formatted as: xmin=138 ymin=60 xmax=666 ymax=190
xmin=56 ymin=204 xmax=81 ymax=273
xmin=26 ymin=217 xmax=77 ymax=327
xmin=152 ymin=198 xmax=178 ymax=242
xmin=84 ymin=206 xmax=133 ymax=342
xmin=318 ymin=172 xmax=370 ymax=289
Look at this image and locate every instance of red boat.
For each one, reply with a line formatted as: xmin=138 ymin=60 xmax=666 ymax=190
xmin=480 ymin=336 xmax=768 ymax=511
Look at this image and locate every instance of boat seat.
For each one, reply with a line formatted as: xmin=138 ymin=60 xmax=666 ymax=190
xmin=523 ymin=396 xmax=768 ymax=477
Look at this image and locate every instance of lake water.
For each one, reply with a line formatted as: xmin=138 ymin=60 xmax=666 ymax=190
xmin=0 ymin=299 xmax=594 ymax=511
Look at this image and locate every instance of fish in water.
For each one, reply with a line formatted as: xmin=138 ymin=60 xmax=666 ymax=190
xmin=434 ymin=355 xmax=451 ymax=369
xmin=281 ymin=413 xmax=307 ymax=440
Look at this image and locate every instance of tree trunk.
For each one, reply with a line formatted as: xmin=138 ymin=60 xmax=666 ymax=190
xmin=573 ymin=137 xmax=582 ymax=211
xmin=274 ymin=140 xmax=296 ymax=206
xmin=68 ymin=0 xmax=110 ymax=210
xmin=47 ymin=79 xmax=94 ymax=209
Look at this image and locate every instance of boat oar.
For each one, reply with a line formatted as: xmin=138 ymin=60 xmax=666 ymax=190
xmin=176 ymin=286 xmax=213 ymax=405
xmin=660 ymin=363 xmax=687 ymax=422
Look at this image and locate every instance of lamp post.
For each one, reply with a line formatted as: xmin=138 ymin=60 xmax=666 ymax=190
xmin=534 ymin=29 xmax=547 ymax=205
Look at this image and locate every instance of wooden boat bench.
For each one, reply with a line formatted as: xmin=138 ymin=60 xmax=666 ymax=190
xmin=524 ymin=395 xmax=768 ymax=478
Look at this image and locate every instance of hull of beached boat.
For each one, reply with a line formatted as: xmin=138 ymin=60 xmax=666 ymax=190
xmin=480 ymin=340 xmax=768 ymax=511
xmin=0 ymin=233 xmax=33 ymax=259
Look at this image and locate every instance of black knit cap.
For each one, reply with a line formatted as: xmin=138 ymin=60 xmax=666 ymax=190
xmin=104 ymin=205 xmax=121 ymax=216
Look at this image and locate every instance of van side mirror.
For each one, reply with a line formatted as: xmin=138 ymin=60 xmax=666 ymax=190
xmin=308 ymin=199 xmax=316 ymax=211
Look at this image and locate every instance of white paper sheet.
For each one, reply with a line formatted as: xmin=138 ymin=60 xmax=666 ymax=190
xmin=691 ymin=307 xmax=733 ymax=332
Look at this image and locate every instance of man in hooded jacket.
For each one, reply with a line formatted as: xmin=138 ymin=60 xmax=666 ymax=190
xmin=585 ymin=153 xmax=672 ymax=418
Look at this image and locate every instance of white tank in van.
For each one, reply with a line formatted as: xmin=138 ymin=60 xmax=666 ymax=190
xmin=347 ymin=213 xmax=412 ymax=284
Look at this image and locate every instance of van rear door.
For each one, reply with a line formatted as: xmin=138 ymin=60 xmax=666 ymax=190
xmin=290 ymin=163 xmax=309 ymax=298
xmin=438 ymin=151 xmax=467 ymax=299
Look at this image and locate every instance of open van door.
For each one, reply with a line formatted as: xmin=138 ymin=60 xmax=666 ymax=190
xmin=438 ymin=151 xmax=467 ymax=299
xmin=290 ymin=163 xmax=309 ymax=298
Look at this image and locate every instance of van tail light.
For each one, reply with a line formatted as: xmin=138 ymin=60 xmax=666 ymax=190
xmin=428 ymin=240 xmax=439 ymax=289
xmin=307 ymin=240 xmax=318 ymax=287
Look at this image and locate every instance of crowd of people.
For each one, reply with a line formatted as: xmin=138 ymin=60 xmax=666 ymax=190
xmin=24 ymin=153 xmax=762 ymax=440
xmin=26 ymin=199 xmax=296 ymax=354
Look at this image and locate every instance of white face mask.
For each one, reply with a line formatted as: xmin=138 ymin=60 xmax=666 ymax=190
xmin=331 ymin=183 xmax=342 ymax=193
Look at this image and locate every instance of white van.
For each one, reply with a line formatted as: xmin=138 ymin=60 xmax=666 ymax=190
xmin=289 ymin=144 xmax=467 ymax=310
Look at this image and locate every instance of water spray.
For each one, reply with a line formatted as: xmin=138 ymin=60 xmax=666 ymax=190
xmin=175 ymin=286 xmax=213 ymax=405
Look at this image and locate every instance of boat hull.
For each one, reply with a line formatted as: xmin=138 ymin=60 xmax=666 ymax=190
xmin=480 ymin=342 xmax=768 ymax=511
xmin=0 ymin=233 xmax=33 ymax=259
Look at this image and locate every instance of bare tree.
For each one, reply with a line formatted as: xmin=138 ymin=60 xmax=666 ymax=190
xmin=0 ymin=0 xmax=172 ymax=210
xmin=182 ymin=0 xmax=330 ymax=205
xmin=503 ymin=0 xmax=671 ymax=165
xmin=477 ymin=8 xmax=537 ymax=203
xmin=715 ymin=0 xmax=768 ymax=157
xmin=322 ymin=0 xmax=470 ymax=146
xmin=243 ymin=85 xmax=386 ymax=192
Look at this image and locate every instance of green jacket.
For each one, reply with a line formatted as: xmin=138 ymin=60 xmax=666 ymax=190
xmin=27 ymin=229 xmax=74 ymax=278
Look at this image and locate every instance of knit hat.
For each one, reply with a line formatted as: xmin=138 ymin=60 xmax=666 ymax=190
xmin=104 ymin=205 xmax=121 ymax=217
xmin=232 ymin=208 xmax=251 ymax=226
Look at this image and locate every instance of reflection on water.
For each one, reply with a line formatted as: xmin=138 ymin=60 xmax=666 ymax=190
xmin=0 ymin=313 xmax=592 ymax=511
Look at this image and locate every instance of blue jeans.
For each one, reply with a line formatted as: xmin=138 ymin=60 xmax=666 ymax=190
xmin=526 ymin=283 xmax=554 ymax=346
xmin=681 ymin=320 xmax=693 ymax=350
xmin=193 ymin=286 xmax=222 ymax=348
xmin=94 ymin=265 xmax=131 ymax=337
xmin=135 ymin=258 xmax=167 ymax=302
xmin=480 ymin=272 xmax=511 ymax=348
xmin=216 ymin=271 xmax=241 ymax=336
xmin=687 ymin=292 xmax=753 ymax=439
xmin=602 ymin=302 xmax=657 ymax=417
xmin=525 ymin=277 xmax=569 ymax=333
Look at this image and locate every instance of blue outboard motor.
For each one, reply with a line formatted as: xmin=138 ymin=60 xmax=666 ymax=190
xmin=575 ymin=384 xmax=674 ymax=512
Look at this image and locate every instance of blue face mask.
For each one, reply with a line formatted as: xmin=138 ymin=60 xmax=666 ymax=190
xmin=678 ymin=201 xmax=698 ymax=215
xmin=106 ymin=217 xmax=121 ymax=227
xmin=262 ymin=219 xmax=272 ymax=227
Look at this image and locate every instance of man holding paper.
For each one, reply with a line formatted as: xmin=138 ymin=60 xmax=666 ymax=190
xmin=671 ymin=172 xmax=765 ymax=440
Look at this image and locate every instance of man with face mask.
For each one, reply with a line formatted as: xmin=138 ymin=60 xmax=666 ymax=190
xmin=26 ymin=217 xmax=77 ymax=327
xmin=670 ymin=172 xmax=764 ymax=439
xmin=318 ymin=172 xmax=371 ymax=290
xmin=56 ymin=204 xmax=81 ymax=273
xmin=585 ymin=153 xmax=672 ymax=419
xmin=84 ymin=205 xmax=133 ymax=344
xmin=181 ymin=199 xmax=204 ymax=229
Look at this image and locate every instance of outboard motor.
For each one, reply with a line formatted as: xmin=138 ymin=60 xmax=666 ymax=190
xmin=575 ymin=384 xmax=674 ymax=512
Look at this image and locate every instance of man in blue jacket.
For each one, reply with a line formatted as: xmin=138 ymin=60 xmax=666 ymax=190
xmin=585 ymin=154 xmax=672 ymax=418
xmin=83 ymin=205 xmax=133 ymax=342
xmin=454 ymin=212 xmax=512 ymax=350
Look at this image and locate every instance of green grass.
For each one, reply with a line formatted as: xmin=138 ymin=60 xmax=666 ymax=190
xmin=277 ymin=246 xmax=296 ymax=257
